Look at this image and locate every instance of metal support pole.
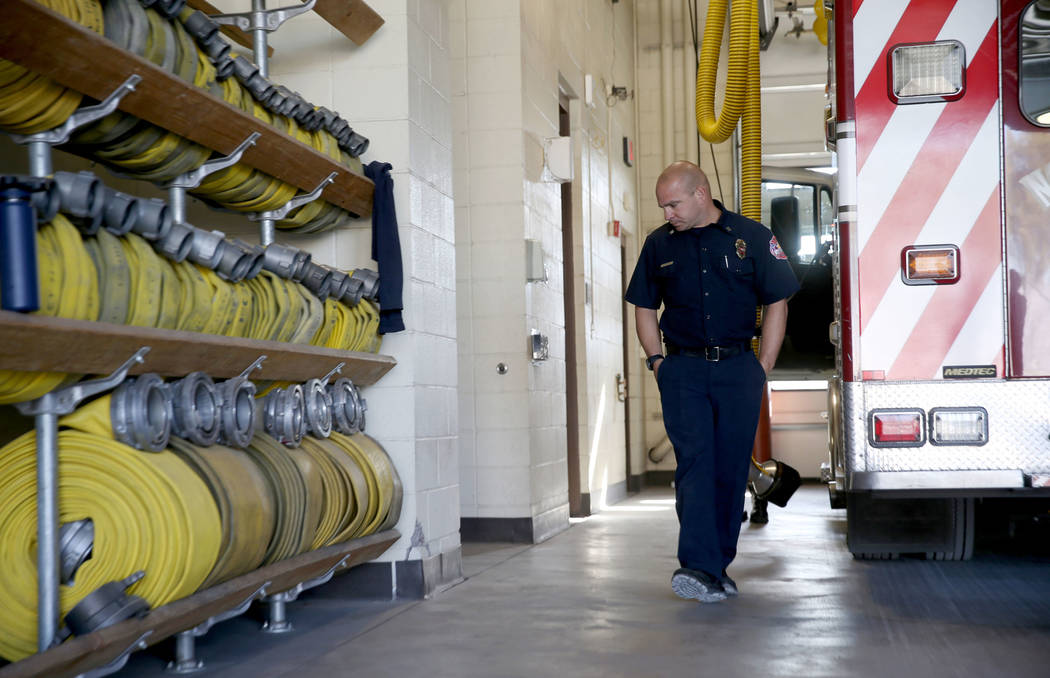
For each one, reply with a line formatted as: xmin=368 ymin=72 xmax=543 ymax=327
xmin=260 ymin=218 xmax=275 ymax=246
xmin=252 ymin=0 xmax=269 ymax=78
xmin=166 ymin=631 xmax=203 ymax=674
xmin=262 ymin=597 xmax=292 ymax=633
xmin=35 ymin=403 xmax=59 ymax=652
xmin=28 ymin=141 xmax=53 ymax=178
xmin=169 ymin=187 xmax=187 ymax=225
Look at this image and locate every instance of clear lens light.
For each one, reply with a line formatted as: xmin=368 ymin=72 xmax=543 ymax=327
xmin=892 ymin=42 xmax=963 ymax=98
xmin=931 ymin=409 xmax=986 ymax=444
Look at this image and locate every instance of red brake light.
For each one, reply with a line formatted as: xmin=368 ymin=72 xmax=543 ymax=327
xmin=871 ymin=410 xmax=924 ymax=445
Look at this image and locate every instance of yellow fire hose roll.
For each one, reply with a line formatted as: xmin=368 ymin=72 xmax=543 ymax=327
xmin=0 ymin=429 xmax=221 ymax=662
xmin=0 ymin=216 xmax=98 ymax=404
xmin=167 ymin=439 xmax=276 ymax=589
xmin=0 ymin=0 xmax=103 ymax=135
xmin=298 ymin=438 xmax=354 ymax=549
xmin=243 ymin=435 xmax=310 ymax=566
xmin=327 ymin=433 xmax=392 ymax=537
xmin=285 ymin=446 xmax=325 ymax=555
xmin=315 ymin=438 xmax=371 ymax=545
xmin=84 ymin=229 xmax=132 ymax=326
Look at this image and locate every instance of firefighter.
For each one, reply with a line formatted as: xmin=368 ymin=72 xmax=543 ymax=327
xmin=626 ymin=161 xmax=799 ymax=602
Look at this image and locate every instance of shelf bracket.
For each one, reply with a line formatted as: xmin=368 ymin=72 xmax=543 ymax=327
xmin=74 ymin=631 xmax=153 ymax=678
xmin=261 ymin=554 xmax=351 ymax=634
xmin=249 ymin=171 xmax=336 ymax=246
xmin=164 ymin=131 xmax=261 ymax=224
xmin=165 ymin=582 xmax=270 ymax=674
xmin=14 ymin=347 xmax=150 ymax=652
xmin=211 ymin=0 xmax=317 ymax=78
xmin=9 ymin=74 xmax=142 ymax=177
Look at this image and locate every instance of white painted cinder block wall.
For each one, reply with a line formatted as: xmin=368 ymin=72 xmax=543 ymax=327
xmin=228 ymin=0 xmax=462 ymax=586
xmin=453 ymin=0 xmax=642 ymax=536
xmin=634 ymin=0 xmax=737 ymax=476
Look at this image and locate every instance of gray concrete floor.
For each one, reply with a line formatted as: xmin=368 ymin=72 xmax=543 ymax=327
xmin=124 ymin=484 xmax=1050 ymax=678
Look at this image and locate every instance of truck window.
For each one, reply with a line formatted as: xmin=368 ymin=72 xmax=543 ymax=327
xmin=761 ymin=181 xmax=822 ymax=262
xmin=1020 ymin=0 xmax=1050 ymax=126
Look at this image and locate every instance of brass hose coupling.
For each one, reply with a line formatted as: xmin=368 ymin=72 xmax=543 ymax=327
xmin=111 ymin=374 xmax=173 ymax=452
xmin=167 ymin=371 xmax=221 ymax=446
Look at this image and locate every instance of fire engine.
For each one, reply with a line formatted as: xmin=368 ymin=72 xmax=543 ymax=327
xmin=821 ymin=0 xmax=1050 ymax=559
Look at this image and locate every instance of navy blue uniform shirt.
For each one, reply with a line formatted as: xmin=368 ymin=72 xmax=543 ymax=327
xmin=625 ymin=201 xmax=800 ymax=349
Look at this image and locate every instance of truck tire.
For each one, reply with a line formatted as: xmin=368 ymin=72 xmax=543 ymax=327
xmin=846 ymin=493 xmax=974 ymax=561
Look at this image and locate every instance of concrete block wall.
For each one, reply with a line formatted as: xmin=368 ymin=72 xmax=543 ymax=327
xmin=256 ymin=0 xmax=461 ymax=595
xmin=454 ymin=0 xmax=642 ymax=539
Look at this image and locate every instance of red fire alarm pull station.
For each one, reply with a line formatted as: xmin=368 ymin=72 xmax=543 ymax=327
xmin=610 ymin=220 xmax=621 ymax=238
xmin=622 ymin=137 xmax=633 ymax=167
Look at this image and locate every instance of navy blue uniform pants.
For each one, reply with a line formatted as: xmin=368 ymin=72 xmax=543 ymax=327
xmin=656 ymin=350 xmax=767 ymax=577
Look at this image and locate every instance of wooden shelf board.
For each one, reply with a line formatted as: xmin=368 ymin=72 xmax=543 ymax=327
xmin=0 ymin=312 xmax=396 ymax=385
xmin=314 ymin=0 xmax=386 ymax=45
xmin=0 ymin=0 xmax=372 ymax=218
xmin=0 ymin=530 xmax=399 ymax=678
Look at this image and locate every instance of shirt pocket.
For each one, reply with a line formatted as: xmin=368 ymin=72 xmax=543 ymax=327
xmin=655 ymin=261 xmax=681 ymax=303
xmin=725 ymin=256 xmax=754 ymax=278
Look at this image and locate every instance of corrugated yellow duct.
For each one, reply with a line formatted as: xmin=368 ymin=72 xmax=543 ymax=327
xmin=695 ymin=0 xmax=762 ymax=220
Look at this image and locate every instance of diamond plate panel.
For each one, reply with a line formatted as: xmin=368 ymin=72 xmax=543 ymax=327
xmin=842 ymin=380 xmax=1050 ymax=475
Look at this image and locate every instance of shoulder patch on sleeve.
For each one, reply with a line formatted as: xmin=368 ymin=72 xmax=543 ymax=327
xmin=769 ymin=235 xmax=788 ymax=260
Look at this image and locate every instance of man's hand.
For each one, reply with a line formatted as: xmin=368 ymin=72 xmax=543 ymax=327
xmin=652 ymin=357 xmax=664 ymax=378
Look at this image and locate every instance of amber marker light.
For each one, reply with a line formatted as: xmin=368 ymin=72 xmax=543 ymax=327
xmin=901 ymin=244 xmax=960 ymax=285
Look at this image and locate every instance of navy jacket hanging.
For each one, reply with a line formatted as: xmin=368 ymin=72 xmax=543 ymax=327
xmin=364 ymin=161 xmax=405 ymax=334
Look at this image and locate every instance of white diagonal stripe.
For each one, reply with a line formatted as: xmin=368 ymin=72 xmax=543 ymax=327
xmin=941 ymin=264 xmax=1004 ymax=370
xmin=856 ymin=102 xmax=945 ymax=252
xmin=937 ymin=0 xmax=996 ymax=52
xmin=860 ymin=106 xmax=998 ymax=372
xmin=852 ymin=0 xmax=912 ymax=97
xmin=913 ymin=105 xmax=1000 ymax=245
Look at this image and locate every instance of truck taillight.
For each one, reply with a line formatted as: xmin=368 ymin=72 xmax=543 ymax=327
xmin=889 ymin=40 xmax=965 ymax=104
xmin=901 ymin=245 xmax=960 ymax=285
xmin=869 ymin=409 xmax=925 ymax=446
xmin=929 ymin=408 xmax=988 ymax=446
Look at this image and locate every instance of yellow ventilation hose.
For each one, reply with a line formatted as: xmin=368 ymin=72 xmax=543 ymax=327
xmin=695 ymin=0 xmax=762 ymax=219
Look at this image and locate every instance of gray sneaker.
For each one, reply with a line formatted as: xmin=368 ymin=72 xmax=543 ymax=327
xmin=720 ymin=572 xmax=738 ymax=596
xmin=671 ymin=568 xmax=728 ymax=603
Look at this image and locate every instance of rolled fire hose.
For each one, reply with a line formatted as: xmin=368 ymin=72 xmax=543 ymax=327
xmin=0 ymin=428 xmax=222 ymax=662
xmin=243 ymin=434 xmax=314 ymax=565
xmin=167 ymin=438 xmax=276 ymax=588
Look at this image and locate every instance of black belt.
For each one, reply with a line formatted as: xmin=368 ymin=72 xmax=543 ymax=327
xmin=665 ymin=342 xmax=750 ymax=361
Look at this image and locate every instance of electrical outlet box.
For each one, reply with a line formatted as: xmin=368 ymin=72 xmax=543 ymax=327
xmin=530 ymin=330 xmax=549 ymax=361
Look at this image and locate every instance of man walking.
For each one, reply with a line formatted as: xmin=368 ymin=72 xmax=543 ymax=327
xmin=626 ymin=161 xmax=799 ymax=602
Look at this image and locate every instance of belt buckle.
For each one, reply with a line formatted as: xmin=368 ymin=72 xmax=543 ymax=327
xmin=705 ymin=346 xmax=721 ymax=362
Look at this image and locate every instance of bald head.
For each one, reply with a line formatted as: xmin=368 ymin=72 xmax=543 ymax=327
xmin=655 ymin=161 xmax=720 ymax=231
xmin=657 ymin=161 xmax=712 ymax=198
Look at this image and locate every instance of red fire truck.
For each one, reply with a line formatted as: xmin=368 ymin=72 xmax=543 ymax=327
xmin=822 ymin=0 xmax=1050 ymax=559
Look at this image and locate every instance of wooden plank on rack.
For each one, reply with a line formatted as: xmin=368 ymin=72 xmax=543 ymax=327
xmin=0 ymin=312 xmax=396 ymax=385
xmin=184 ymin=0 xmax=276 ymax=57
xmin=0 ymin=530 xmax=399 ymax=678
xmin=313 ymin=0 xmax=386 ymax=45
xmin=0 ymin=0 xmax=372 ymax=218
